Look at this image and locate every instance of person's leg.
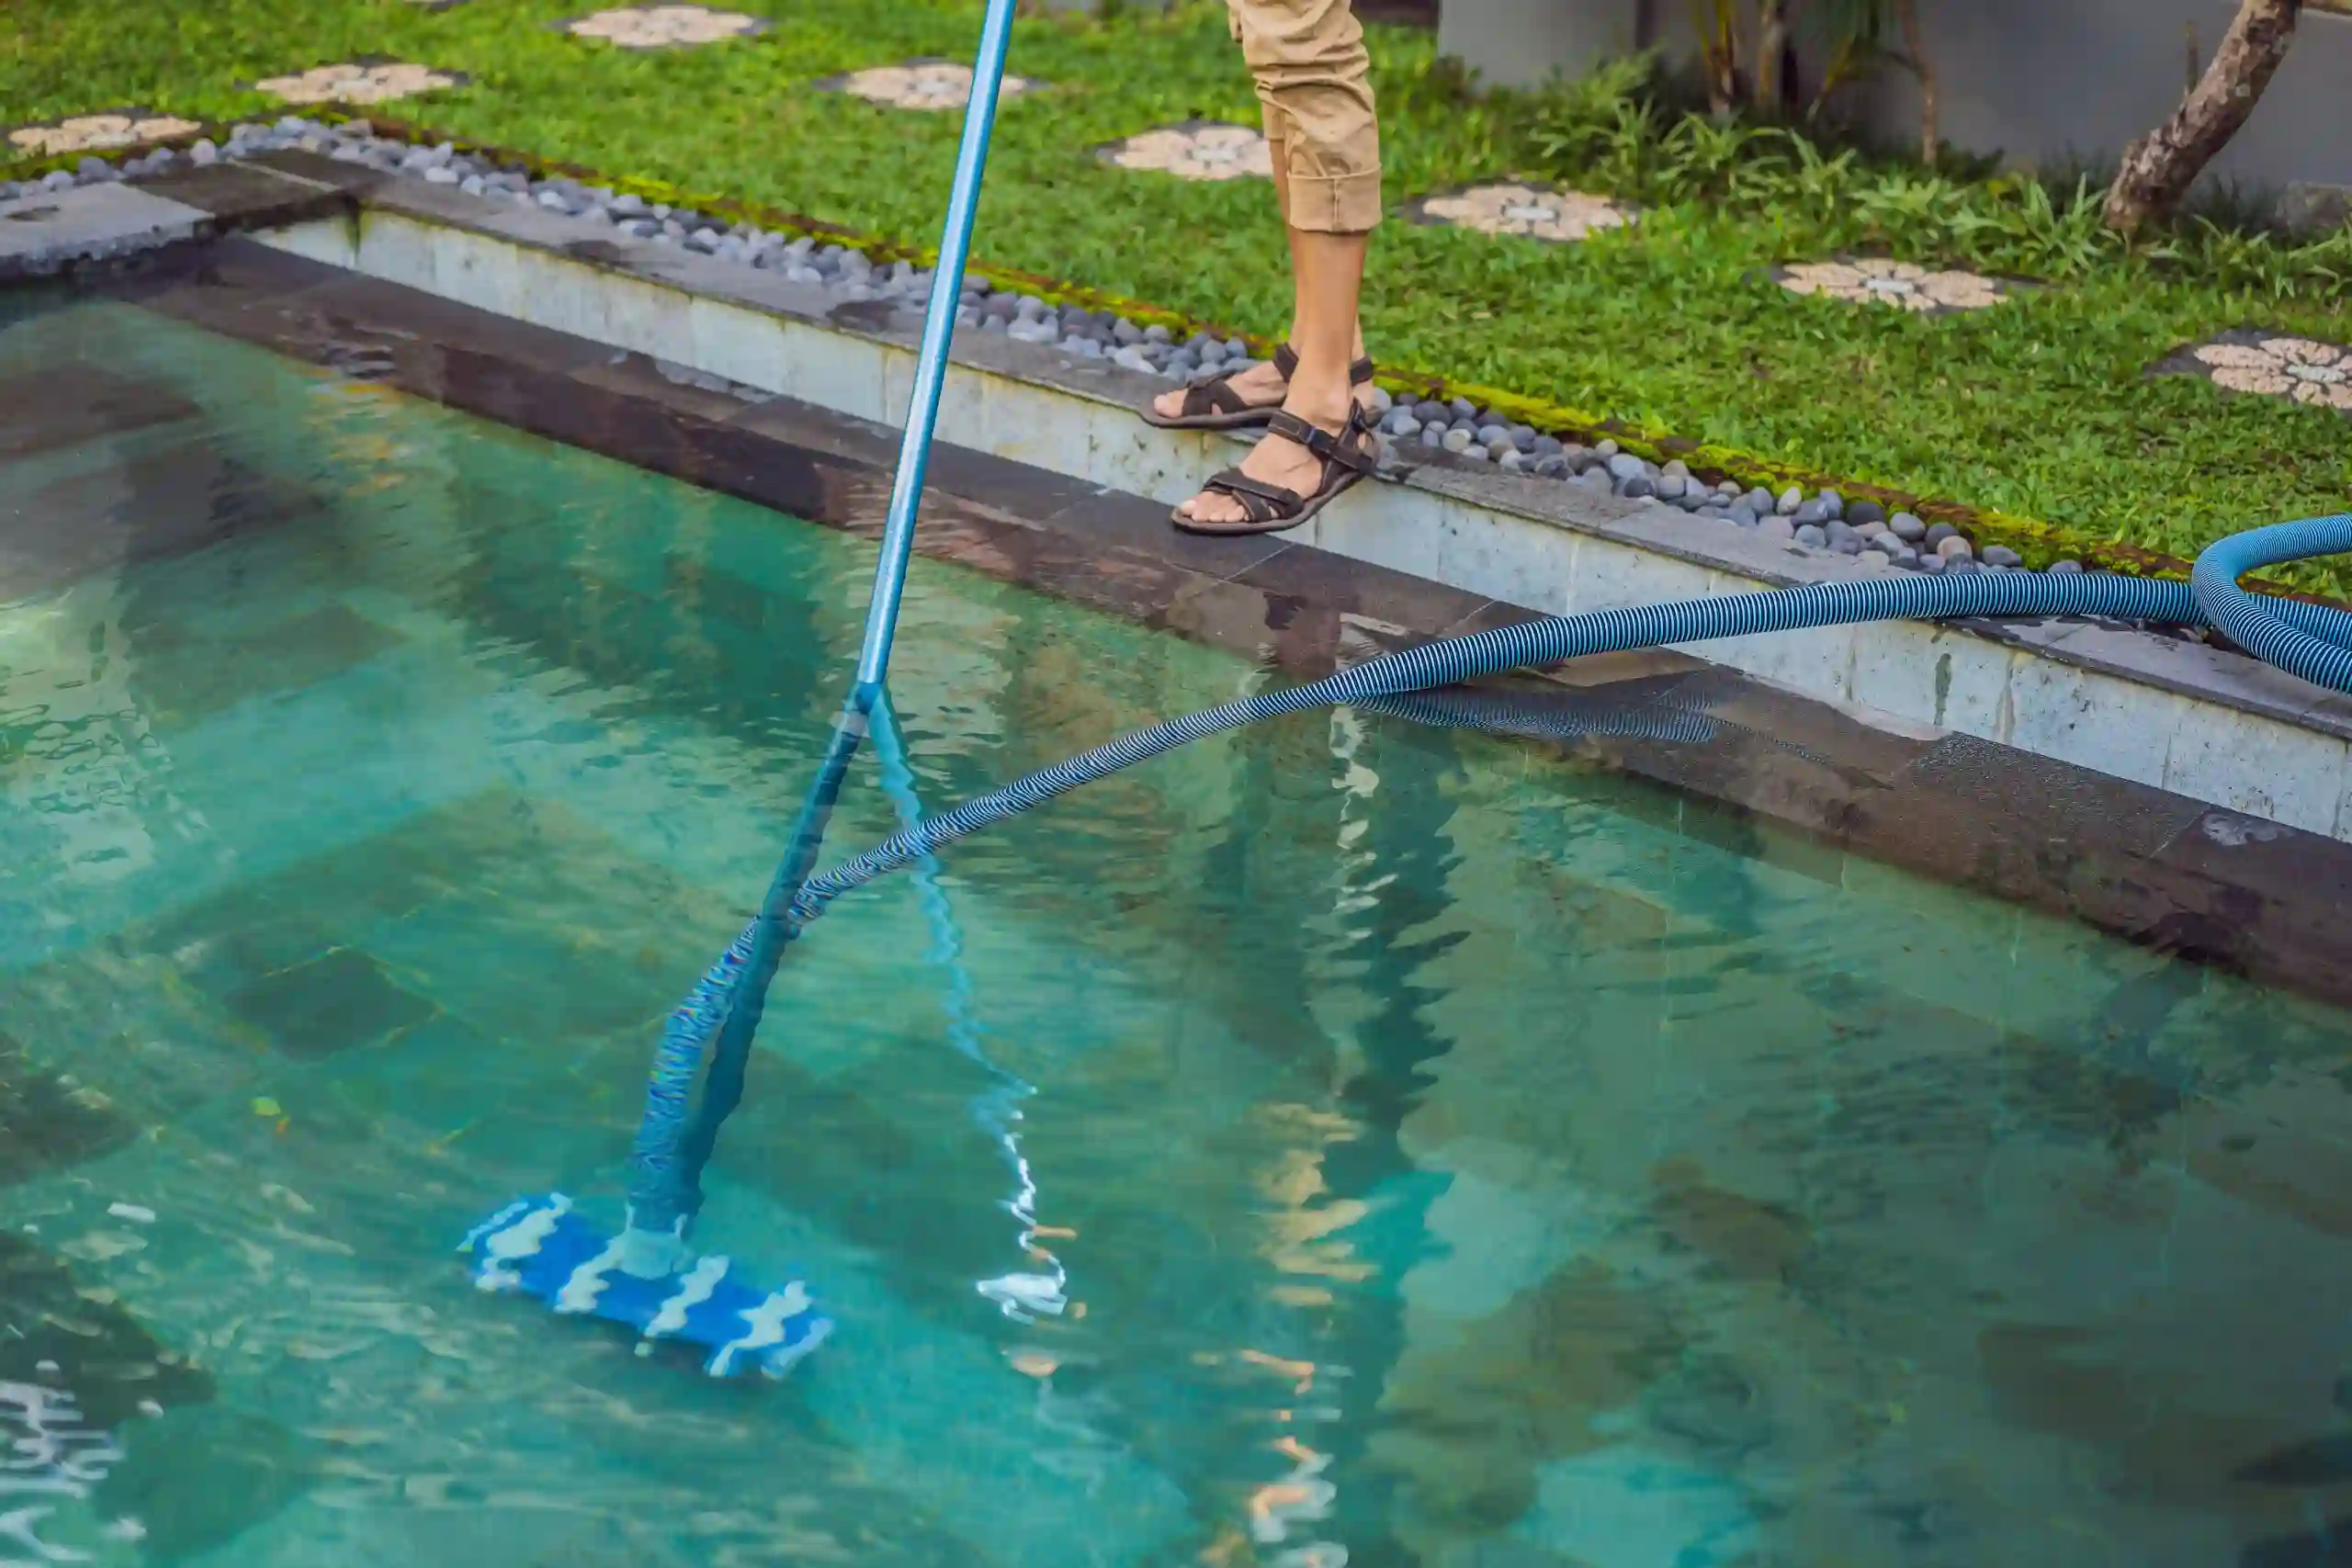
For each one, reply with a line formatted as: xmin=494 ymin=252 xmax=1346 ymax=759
xmin=1177 ymin=0 xmax=1381 ymax=528
xmin=1148 ymin=133 xmax=1297 ymax=423
xmin=1151 ymin=7 xmax=1372 ymax=427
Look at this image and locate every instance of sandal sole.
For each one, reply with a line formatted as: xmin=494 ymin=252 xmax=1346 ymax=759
xmin=1137 ymin=405 xmax=1282 ymax=432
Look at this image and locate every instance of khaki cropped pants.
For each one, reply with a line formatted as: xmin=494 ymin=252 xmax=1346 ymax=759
xmin=1225 ymin=0 xmax=1382 ymax=233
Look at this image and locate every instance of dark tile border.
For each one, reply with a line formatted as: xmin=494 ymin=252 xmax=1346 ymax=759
xmin=0 ymin=161 xmax=349 ymax=286
xmin=85 ymin=237 xmax=2352 ymax=1013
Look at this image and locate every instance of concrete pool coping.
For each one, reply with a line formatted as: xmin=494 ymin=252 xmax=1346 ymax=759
xmin=209 ymin=152 xmax=2352 ymax=841
xmin=8 ymin=164 xmax=2352 ymax=1012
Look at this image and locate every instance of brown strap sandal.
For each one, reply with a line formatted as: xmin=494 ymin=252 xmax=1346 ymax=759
xmin=1140 ymin=344 xmax=1378 ymax=431
xmin=1171 ymin=404 xmax=1381 ymax=536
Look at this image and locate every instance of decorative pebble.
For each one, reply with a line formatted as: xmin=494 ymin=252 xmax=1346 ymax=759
xmin=1936 ymin=535 xmax=1974 ymax=561
xmin=1794 ymin=524 xmax=1827 ymax=548
xmin=2051 ymin=558 xmax=2084 ymax=574
xmin=1441 ymin=427 xmax=1474 ymax=453
xmin=1845 ymin=499 xmax=1884 ymax=527
xmin=1890 ymin=512 xmax=1927 ymax=542
xmin=1923 ymin=521 xmax=1959 ymax=547
xmin=1859 ymin=548 xmax=1890 ymax=568
xmin=1982 ymin=546 xmax=2023 ymax=568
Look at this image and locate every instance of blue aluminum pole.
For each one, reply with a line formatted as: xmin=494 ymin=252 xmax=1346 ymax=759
xmin=617 ymin=0 xmax=1023 ymax=1261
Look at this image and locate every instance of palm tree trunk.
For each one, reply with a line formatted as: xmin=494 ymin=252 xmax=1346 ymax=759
xmin=2103 ymin=0 xmax=2303 ymax=235
xmin=1894 ymin=0 xmax=1939 ymax=165
xmin=1755 ymin=0 xmax=1793 ymax=115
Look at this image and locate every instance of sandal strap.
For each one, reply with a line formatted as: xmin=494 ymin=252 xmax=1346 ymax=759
xmin=1268 ymin=344 xmax=1376 ymax=388
xmin=1267 ymin=407 xmax=1380 ymax=476
xmin=1177 ymin=374 xmax=1254 ymax=418
xmin=1199 ymin=468 xmax=1302 ymax=524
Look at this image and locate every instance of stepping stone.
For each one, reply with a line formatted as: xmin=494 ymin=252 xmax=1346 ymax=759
xmin=253 ymin=62 xmax=466 ymax=107
xmin=1407 ymin=181 xmax=1634 ymax=242
xmin=1097 ymin=120 xmax=1272 ymax=182
xmin=560 ymin=6 xmax=769 ymax=47
xmin=819 ymin=59 xmax=1036 ymax=112
xmin=1775 ymin=256 xmax=2009 ymax=313
xmin=5 ymin=109 xmax=200 ymax=160
xmin=2155 ymin=329 xmax=2352 ymax=414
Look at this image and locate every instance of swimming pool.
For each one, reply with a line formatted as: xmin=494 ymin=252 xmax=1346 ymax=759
xmin=4 ymin=288 xmax=2351 ymax=1568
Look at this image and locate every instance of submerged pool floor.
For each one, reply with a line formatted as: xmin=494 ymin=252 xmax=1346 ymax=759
xmin=4 ymin=293 xmax=2352 ymax=1568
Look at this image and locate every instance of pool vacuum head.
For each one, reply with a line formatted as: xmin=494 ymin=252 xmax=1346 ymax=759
xmin=459 ymin=1194 xmax=831 ymax=1378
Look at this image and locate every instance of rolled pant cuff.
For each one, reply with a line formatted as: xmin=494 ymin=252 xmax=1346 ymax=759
xmin=1285 ymin=169 xmax=1384 ymax=233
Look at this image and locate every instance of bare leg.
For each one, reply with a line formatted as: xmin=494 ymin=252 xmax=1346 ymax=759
xmin=1150 ymin=139 xmax=1368 ymax=423
xmin=1173 ymin=226 xmax=1369 ymax=527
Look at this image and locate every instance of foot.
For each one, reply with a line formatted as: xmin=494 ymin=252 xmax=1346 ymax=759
xmin=1148 ymin=348 xmax=1380 ymax=423
xmin=1149 ymin=355 xmax=1287 ymax=423
xmin=1174 ymin=390 xmax=1353 ymax=528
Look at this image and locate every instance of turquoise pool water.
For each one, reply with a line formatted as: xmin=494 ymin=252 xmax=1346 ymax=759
xmin=4 ymin=294 xmax=2352 ymax=1568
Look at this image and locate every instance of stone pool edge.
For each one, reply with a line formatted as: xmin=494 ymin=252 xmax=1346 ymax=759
xmin=181 ymin=154 xmax=2352 ymax=845
xmin=81 ymin=233 xmax=2352 ymax=1018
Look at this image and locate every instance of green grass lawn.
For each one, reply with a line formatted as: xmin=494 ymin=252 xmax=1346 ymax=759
xmin=6 ymin=0 xmax=2349 ymax=584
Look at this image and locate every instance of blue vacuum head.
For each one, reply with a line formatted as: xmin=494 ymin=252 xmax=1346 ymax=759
xmin=459 ymin=1194 xmax=831 ymax=1378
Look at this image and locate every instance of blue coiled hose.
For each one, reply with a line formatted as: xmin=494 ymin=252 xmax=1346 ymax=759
xmin=778 ymin=515 xmax=2352 ymax=925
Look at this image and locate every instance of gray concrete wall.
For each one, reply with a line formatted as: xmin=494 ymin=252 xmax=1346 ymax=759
xmin=1436 ymin=0 xmax=2352 ymax=195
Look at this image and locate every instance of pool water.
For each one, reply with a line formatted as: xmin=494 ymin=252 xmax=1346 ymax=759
xmin=4 ymin=293 xmax=2352 ymax=1568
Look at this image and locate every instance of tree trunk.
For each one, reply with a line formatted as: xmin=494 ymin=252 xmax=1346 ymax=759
xmin=1894 ymin=0 xmax=1939 ymax=165
xmin=1755 ymin=0 xmax=1793 ymax=115
xmin=2103 ymin=0 xmax=2303 ymax=235
xmin=1698 ymin=0 xmax=1740 ymax=117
